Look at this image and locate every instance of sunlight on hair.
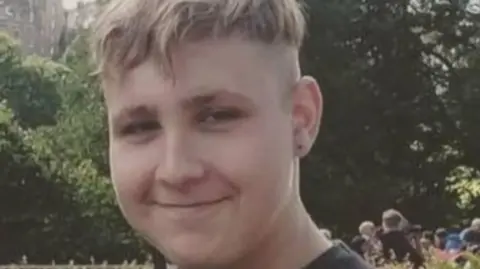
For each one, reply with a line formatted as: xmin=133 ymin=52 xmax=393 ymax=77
xmin=91 ymin=0 xmax=307 ymax=79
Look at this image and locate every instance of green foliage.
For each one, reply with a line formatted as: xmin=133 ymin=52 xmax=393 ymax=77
xmin=448 ymin=166 xmax=480 ymax=210
xmin=0 ymin=31 xmax=145 ymax=263
xmin=386 ymin=252 xmax=480 ymax=269
xmin=0 ymin=98 xmax=80 ymax=263
xmin=24 ymin=31 xmax=144 ymax=262
xmin=300 ymin=0 xmax=480 ymax=234
xmin=0 ymin=32 xmax=66 ymax=128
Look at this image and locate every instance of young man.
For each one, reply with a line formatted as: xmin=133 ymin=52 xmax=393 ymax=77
xmin=92 ymin=0 xmax=373 ymax=268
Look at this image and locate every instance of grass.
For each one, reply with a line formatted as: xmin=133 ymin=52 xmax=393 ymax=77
xmin=1 ymin=253 xmax=480 ymax=269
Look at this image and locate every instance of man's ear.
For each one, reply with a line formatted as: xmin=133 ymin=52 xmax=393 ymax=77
xmin=291 ymin=76 xmax=323 ymax=157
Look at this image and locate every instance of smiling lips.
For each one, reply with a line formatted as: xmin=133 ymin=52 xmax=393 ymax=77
xmin=158 ymin=196 xmax=230 ymax=208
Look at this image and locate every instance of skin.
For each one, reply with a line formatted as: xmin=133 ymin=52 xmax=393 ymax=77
xmin=360 ymin=223 xmax=375 ymax=238
xmin=104 ymin=37 xmax=330 ymax=269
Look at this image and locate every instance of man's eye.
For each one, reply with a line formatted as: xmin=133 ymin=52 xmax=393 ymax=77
xmin=197 ymin=108 xmax=244 ymax=124
xmin=121 ymin=121 xmax=160 ymax=135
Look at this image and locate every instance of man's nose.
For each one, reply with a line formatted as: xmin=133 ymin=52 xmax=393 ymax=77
xmin=155 ymin=133 xmax=205 ymax=191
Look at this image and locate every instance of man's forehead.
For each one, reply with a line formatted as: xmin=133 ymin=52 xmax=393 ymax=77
xmin=105 ymin=39 xmax=299 ymax=85
xmin=103 ymin=40 xmax=299 ymax=116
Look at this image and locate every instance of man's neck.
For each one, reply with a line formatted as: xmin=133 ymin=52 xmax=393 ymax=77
xmin=227 ymin=200 xmax=333 ymax=269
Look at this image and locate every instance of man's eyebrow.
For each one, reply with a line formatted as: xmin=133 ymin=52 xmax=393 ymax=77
xmin=111 ymin=105 xmax=157 ymax=126
xmin=182 ymin=89 xmax=253 ymax=108
xmin=186 ymin=93 xmax=217 ymax=107
xmin=110 ymin=89 xmax=253 ymax=127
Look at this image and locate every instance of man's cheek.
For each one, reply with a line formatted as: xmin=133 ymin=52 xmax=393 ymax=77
xmin=112 ymin=174 xmax=144 ymax=207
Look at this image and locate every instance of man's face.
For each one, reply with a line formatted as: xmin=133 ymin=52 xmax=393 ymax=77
xmin=104 ymin=38 xmax=320 ymax=266
xmin=364 ymin=226 xmax=375 ymax=237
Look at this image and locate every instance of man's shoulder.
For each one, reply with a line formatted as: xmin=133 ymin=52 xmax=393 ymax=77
xmin=305 ymin=243 xmax=374 ymax=269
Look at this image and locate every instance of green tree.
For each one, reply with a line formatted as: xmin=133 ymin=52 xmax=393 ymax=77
xmin=300 ymin=0 xmax=480 ymax=234
xmin=26 ymin=30 xmax=145 ymax=262
xmin=0 ymin=101 xmax=80 ymax=263
xmin=0 ymin=31 xmax=144 ymax=263
xmin=0 ymin=32 xmax=65 ymax=129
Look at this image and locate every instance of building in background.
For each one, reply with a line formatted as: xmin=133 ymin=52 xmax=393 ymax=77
xmin=65 ymin=0 xmax=99 ymax=30
xmin=0 ymin=0 xmax=66 ymax=57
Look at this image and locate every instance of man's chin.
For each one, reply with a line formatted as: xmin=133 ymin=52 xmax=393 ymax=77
xmin=164 ymin=250 xmax=222 ymax=268
xmin=156 ymin=236 xmax=227 ymax=267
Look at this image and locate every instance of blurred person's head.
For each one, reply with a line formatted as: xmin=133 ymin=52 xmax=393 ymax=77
xmin=358 ymin=221 xmax=376 ymax=238
xmin=471 ymin=218 xmax=480 ymax=231
xmin=382 ymin=209 xmax=405 ymax=232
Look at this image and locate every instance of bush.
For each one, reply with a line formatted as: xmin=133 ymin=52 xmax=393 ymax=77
xmin=384 ymin=252 xmax=480 ymax=269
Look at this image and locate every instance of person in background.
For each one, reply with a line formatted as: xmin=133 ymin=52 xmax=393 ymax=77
xmin=431 ymin=228 xmax=463 ymax=262
xmin=351 ymin=222 xmax=372 ymax=257
xmin=359 ymin=221 xmax=376 ymax=241
xmin=360 ymin=221 xmax=382 ymax=256
xmin=434 ymin=228 xmax=448 ymax=250
xmin=406 ymin=224 xmax=424 ymax=256
xmin=420 ymin=230 xmax=434 ymax=251
xmin=350 ymin=235 xmax=367 ymax=258
xmin=350 ymin=221 xmax=383 ymax=266
xmin=445 ymin=233 xmax=464 ymax=254
xmin=379 ymin=209 xmax=424 ymax=269
xmin=461 ymin=218 xmax=480 ymax=247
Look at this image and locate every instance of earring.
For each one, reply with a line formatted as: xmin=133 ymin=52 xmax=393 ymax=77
xmin=295 ymin=143 xmax=304 ymax=156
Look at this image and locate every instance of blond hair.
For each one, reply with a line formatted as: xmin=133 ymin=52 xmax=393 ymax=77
xmin=91 ymin=0 xmax=307 ymax=79
xmin=358 ymin=221 xmax=375 ymax=235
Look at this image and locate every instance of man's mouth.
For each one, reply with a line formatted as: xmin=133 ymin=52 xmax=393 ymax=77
xmin=158 ymin=196 xmax=230 ymax=208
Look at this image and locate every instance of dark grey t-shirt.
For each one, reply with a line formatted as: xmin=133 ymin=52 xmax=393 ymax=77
xmin=304 ymin=244 xmax=374 ymax=269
